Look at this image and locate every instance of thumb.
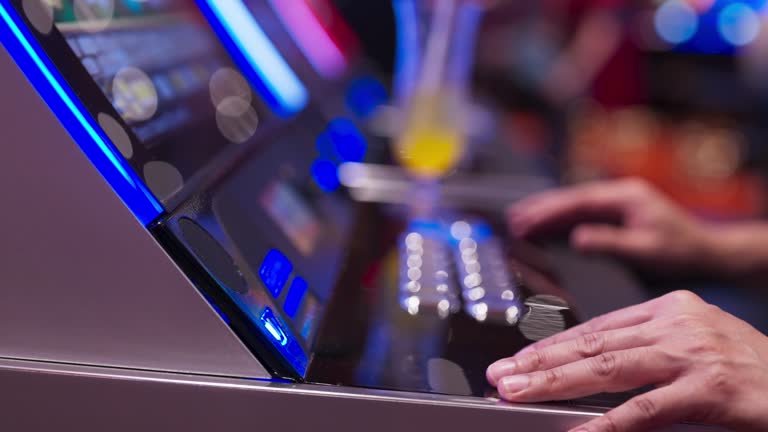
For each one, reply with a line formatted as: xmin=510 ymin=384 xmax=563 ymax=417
xmin=571 ymin=224 xmax=657 ymax=260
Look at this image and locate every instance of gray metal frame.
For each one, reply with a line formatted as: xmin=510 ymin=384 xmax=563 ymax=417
xmin=0 ymin=47 xmax=267 ymax=379
xmin=0 ymin=358 xmax=722 ymax=432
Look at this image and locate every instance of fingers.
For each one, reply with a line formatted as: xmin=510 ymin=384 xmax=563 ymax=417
xmin=487 ymin=323 xmax=655 ymax=386
xmin=516 ymin=300 xmax=656 ymax=356
xmin=570 ymin=385 xmax=694 ymax=432
xmin=508 ymin=180 xmax=638 ymax=236
xmin=572 ymin=224 xmax=658 ymax=259
xmin=496 ymin=347 xmax=673 ymax=402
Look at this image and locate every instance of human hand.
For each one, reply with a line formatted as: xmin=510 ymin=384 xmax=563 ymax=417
xmin=509 ymin=178 xmax=714 ymax=272
xmin=487 ymin=291 xmax=768 ymax=431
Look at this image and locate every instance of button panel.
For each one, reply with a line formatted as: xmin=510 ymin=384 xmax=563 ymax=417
xmin=398 ymin=227 xmax=460 ymax=319
xmin=451 ymin=222 xmax=524 ymax=325
xmin=397 ymin=218 xmax=526 ymax=325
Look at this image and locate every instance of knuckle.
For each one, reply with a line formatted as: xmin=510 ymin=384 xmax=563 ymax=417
xmin=589 ymin=352 xmax=619 ymax=378
xmin=576 ymin=332 xmax=607 ymax=358
xmin=595 ymin=412 xmax=621 ymax=432
xmin=631 ymin=396 xmax=659 ymax=421
xmin=525 ymin=350 xmax=546 ymax=371
xmin=704 ymin=362 xmax=735 ymax=395
xmin=666 ymin=290 xmax=702 ymax=306
xmin=542 ymin=367 xmax=565 ymax=387
xmin=704 ymin=304 xmax=724 ymax=316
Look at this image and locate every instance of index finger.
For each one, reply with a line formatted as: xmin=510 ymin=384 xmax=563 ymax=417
xmin=509 ymin=180 xmax=639 ymax=236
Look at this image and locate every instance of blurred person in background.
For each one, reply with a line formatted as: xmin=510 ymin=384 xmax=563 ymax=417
xmin=468 ymin=1 xmax=768 ymax=430
xmin=487 ymin=178 xmax=768 ymax=432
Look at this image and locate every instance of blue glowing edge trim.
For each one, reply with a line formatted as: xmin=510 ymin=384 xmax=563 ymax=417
xmin=0 ymin=1 xmax=163 ymax=226
xmin=196 ymin=0 xmax=309 ymax=118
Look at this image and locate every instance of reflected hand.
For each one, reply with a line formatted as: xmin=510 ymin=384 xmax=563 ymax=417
xmin=487 ymin=291 xmax=768 ymax=432
xmin=509 ymin=179 xmax=713 ymax=272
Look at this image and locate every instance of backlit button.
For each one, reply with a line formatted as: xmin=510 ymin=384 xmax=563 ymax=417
xmin=260 ymin=307 xmax=288 ymax=346
xmin=283 ymin=277 xmax=308 ymax=318
xmin=259 ymin=249 xmax=293 ymax=298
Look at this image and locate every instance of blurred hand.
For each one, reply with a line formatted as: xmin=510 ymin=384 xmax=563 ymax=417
xmin=487 ymin=291 xmax=768 ymax=432
xmin=509 ymin=178 xmax=713 ymax=272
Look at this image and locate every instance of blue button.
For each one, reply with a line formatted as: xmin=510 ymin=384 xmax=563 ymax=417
xmin=260 ymin=307 xmax=288 ymax=346
xmin=283 ymin=277 xmax=308 ymax=318
xmin=259 ymin=249 xmax=293 ymax=298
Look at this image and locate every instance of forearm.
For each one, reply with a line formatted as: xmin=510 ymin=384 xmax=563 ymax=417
xmin=701 ymin=222 xmax=768 ymax=281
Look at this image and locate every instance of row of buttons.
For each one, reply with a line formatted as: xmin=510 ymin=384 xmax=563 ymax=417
xmin=398 ymin=220 xmax=525 ymax=325
xmin=258 ymin=249 xmax=307 ymax=319
xmin=451 ymin=222 xmax=523 ymax=325
xmin=399 ymin=230 xmax=461 ymax=318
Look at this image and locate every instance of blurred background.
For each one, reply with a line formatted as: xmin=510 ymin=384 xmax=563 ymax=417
xmin=336 ymin=0 xmax=768 ymax=220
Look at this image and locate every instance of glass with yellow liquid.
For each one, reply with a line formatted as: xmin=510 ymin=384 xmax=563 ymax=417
xmin=397 ymin=91 xmax=465 ymax=178
xmin=392 ymin=0 xmax=484 ymax=180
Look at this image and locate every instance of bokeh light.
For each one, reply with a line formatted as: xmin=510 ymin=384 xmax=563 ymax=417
xmin=655 ymin=0 xmax=699 ymax=45
xmin=718 ymin=2 xmax=761 ymax=47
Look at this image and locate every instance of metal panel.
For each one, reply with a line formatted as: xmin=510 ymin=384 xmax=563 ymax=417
xmin=0 ymin=358 xmax=721 ymax=432
xmin=0 ymin=46 xmax=268 ymax=379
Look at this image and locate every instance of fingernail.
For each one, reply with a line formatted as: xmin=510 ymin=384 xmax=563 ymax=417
xmin=487 ymin=361 xmax=517 ymax=383
xmin=500 ymin=375 xmax=530 ymax=395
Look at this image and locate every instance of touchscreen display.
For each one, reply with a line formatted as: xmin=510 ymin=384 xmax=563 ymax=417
xmin=50 ymin=0 xmax=266 ymax=202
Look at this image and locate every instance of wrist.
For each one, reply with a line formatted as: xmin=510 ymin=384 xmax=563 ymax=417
xmin=698 ymin=223 xmax=768 ymax=278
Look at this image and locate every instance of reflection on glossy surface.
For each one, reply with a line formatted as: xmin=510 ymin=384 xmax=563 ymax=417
xmin=142 ymin=160 xmax=183 ymax=200
xmin=112 ymin=66 xmax=158 ymax=122
xmin=22 ymin=0 xmax=53 ymax=34
xmin=307 ymin=210 xmax=581 ymax=397
xmin=215 ymin=101 xmax=259 ymax=144
xmin=97 ymin=112 xmax=133 ymax=159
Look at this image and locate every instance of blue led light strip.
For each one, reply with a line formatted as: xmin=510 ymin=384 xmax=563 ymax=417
xmin=200 ymin=0 xmax=308 ymax=117
xmin=0 ymin=1 xmax=163 ymax=225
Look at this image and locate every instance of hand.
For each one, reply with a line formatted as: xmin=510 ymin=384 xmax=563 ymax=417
xmin=509 ymin=178 xmax=714 ymax=272
xmin=487 ymin=291 xmax=768 ymax=431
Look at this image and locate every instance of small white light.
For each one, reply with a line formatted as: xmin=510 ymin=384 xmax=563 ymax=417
xmin=506 ymin=306 xmax=521 ymax=325
xmin=471 ymin=303 xmax=488 ymax=322
xmin=407 ymin=268 xmax=422 ymax=281
xmin=451 ymin=221 xmax=472 ymax=240
xmin=466 ymin=287 xmax=486 ymax=302
xmin=464 ymin=273 xmax=482 ymax=288
xmin=405 ymin=296 xmax=420 ymax=315
xmin=407 ymin=255 xmax=423 ymax=268
xmin=464 ymin=261 xmax=481 ymax=274
xmin=405 ymin=232 xmax=424 ymax=250
xmin=405 ymin=281 xmax=421 ymax=293
xmin=459 ymin=238 xmax=478 ymax=254
xmin=437 ymin=299 xmax=451 ymax=318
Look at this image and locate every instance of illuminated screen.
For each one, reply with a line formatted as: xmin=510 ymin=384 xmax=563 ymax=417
xmin=50 ymin=0 xmax=266 ymax=202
